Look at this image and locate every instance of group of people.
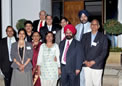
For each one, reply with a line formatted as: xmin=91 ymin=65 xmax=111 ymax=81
xmin=0 ymin=10 xmax=108 ymax=86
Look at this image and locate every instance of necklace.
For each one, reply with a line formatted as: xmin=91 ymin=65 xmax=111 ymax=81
xmin=18 ymin=42 xmax=25 ymax=64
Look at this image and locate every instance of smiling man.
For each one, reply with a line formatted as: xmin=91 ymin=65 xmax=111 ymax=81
xmin=81 ymin=19 xmax=108 ymax=86
xmin=59 ymin=24 xmax=84 ymax=86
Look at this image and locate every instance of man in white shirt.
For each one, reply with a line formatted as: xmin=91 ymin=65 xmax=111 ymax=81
xmin=0 ymin=26 xmax=16 ymax=86
xmin=75 ymin=10 xmax=91 ymax=86
xmin=75 ymin=10 xmax=91 ymax=41
xmin=40 ymin=15 xmax=60 ymax=42
xmin=55 ymin=17 xmax=69 ymax=45
xmin=59 ymin=24 xmax=84 ymax=86
xmin=33 ymin=10 xmax=47 ymax=32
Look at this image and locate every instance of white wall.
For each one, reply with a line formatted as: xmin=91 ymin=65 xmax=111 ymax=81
xmin=12 ymin=0 xmax=52 ymax=31
xmin=117 ymin=0 xmax=122 ymax=48
xmin=12 ymin=0 xmax=41 ymax=31
xmin=1 ymin=0 xmax=11 ymax=38
xmin=118 ymin=0 xmax=122 ymax=23
xmin=2 ymin=0 xmax=52 ymax=38
xmin=40 ymin=0 xmax=52 ymax=15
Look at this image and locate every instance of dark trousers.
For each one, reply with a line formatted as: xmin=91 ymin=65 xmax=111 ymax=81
xmin=4 ymin=68 xmax=12 ymax=86
xmin=61 ymin=65 xmax=80 ymax=86
xmin=2 ymin=65 xmax=12 ymax=86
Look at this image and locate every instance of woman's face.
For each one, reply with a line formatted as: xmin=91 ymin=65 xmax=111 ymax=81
xmin=46 ymin=33 xmax=53 ymax=43
xmin=32 ymin=32 xmax=40 ymax=42
xmin=18 ymin=30 xmax=26 ymax=40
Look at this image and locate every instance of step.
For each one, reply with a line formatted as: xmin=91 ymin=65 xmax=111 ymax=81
xmin=103 ymin=65 xmax=122 ymax=86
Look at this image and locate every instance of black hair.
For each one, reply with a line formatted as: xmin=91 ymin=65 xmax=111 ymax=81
xmin=6 ymin=26 xmax=14 ymax=32
xmin=32 ymin=31 xmax=41 ymax=41
xmin=44 ymin=31 xmax=55 ymax=43
xmin=60 ymin=17 xmax=71 ymax=24
xmin=18 ymin=28 xmax=27 ymax=37
xmin=46 ymin=15 xmax=53 ymax=20
xmin=24 ymin=20 xmax=33 ymax=27
xmin=32 ymin=31 xmax=41 ymax=37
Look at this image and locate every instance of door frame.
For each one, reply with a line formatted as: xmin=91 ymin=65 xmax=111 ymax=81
xmin=0 ymin=0 xmax=2 ymax=39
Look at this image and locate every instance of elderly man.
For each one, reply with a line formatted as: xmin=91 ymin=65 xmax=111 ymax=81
xmin=81 ymin=19 xmax=108 ymax=86
xmin=59 ymin=24 xmax=84 ymax=86
xmin=33 ymin=10 xmax=47 ymax=32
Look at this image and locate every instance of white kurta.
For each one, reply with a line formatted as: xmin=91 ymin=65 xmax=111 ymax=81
xmin=37 ymin=43 xmax=60 ymax=86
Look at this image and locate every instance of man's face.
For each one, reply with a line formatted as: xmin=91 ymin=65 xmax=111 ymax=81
xmin=65 ymin=29 xmax=73 ymax=40
xmin=61 ymin=19 xmax=68 ymax=28
xmin=91 ymin=20 xmax=100 ymax=32
xmin=6 ymin=27 xmax=14 ymax=37
xmin=80 ymin=13 xmax=88 ymax=24
xmin=25 ymin=24 xmax=33 ymax=33
xmin=46 ymin=16 xmax=53 ymax=25
xmin=39 ymin=11 xmax=46 ymax=20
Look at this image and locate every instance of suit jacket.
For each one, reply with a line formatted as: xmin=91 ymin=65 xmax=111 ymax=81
xmin=81 ymin=32 xmax=108 ymax=69
xmin=59 ymin=39 xmax=84 ymax=72
xmin=40 ymin=25 xmax=60 ymax=42
xmin=33 ymin=19 xmax=47 ymax=32
xmin=55 ymin=30 xmax=61 ymax=45
xmin=11 ymin=42 xmax=33 ymax=72
xmin=0 ymin=37 xmax=16 ymax=75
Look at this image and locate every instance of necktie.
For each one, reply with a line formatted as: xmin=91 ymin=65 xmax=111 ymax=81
xmin=9 ymin=38 xmax=12 ymax=61
xmin=80 ymin=24 xmax=84 ymax=41
xmin=39 ymin=21 xmax=43 ymax=32
xmin=63 ymin=41 xmax=70 ymax=62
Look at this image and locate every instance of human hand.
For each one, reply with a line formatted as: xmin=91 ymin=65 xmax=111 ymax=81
xmin=19 ymin=64 xmax=25 ymax=72
xmin=88 ymin=60 xmax=96 ymax=67
xmin=58 ymin=68 xmax=61 ymax=75
xmin=37 ymin=66 xmax=41 ymax=76
xmin=76 ymin=70 xmax=80 ymax=75
xmin=54 ymin=57 xmax=57 ymax=62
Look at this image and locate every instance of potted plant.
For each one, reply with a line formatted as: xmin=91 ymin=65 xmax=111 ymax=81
xmin=104 ymin=19 xmax=122 ymax=66
xmin=16 ymin=19 xmax=27 ymax=30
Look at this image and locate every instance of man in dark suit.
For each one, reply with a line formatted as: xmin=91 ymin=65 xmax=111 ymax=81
xmin=0 ymin=26 xmax=16 ymax=86
xmin=59 ymin=24 xmax=84 ymax=86
xmin=81 ymin=19 xmax=108 ymax=86
xmin=33 ymin=10 xmax=47 ymax=32
xmin=40 ymin=15 xmax=60 ymax=42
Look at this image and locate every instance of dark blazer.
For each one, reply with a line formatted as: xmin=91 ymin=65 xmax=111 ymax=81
xmin=81 ymin=32 xmax=108 ymax=69
xmin=32 ymin=19 xmax=47 ymax=32
xmin=59 ymin=39 xmax=84 ymax=72
xmin=11 ymin=42 xmax=33 ymax=72
xmin=40 ymin=25 xmax=60 ymax=42
xmin=0 ymin=38 xmax=13 ymax=73
xmin=0 ymin=37 xmax=18 ymax=86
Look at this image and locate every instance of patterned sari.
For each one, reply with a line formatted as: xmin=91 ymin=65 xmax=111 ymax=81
xmin=32 ymin=42 xmax=42 ymax=86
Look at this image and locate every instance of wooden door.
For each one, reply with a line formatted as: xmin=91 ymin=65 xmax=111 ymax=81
xmin=64 ymin=1 xmax=84 ymax=26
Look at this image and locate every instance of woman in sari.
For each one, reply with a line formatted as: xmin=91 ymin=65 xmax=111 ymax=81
xmin=32 ymin=32 xmax=42 ymax=86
